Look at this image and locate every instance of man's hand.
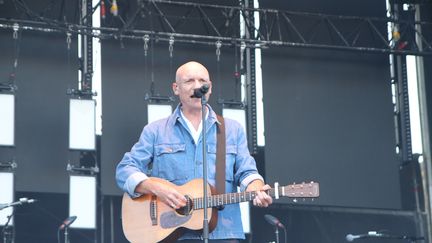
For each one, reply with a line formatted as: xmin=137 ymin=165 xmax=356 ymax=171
xmin=135 ymin=179 xmax=187 ymax=209
xmin=246 ymin=180 xmax=273 ymax=207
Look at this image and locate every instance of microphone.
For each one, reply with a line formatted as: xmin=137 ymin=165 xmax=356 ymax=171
xmin=264 ymin=214 xmax=285 ymax=229
xmin=0 ymin=198 xmax=37 ymax=210
xmin=59 ymin=216 xmax=77 ymax=230
xmin=190 ymin=84 xmax=210 ymax=98
xmin=346 ymin=232 xmax=386 ymax=242
xmin=27 ymin=199 xmax=37 ymax=204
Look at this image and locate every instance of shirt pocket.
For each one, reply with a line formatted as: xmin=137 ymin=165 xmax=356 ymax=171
xmin=208 ymin=144 xmax=236 ymax=182
xmin=225 ymin=145 xmax=237 ymax=182
xmin=153 ymin=143 xmax=187 ymax=184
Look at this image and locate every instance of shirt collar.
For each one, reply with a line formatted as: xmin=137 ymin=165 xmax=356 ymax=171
xmin=170 ymin=103 xmax=220 ymax=127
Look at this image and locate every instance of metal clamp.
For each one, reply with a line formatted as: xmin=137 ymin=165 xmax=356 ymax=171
xmin=0 ymin=161 xmax=17 ymax=171
xmin=216 ymin=40 xmax=222 ymax=61
xmin=240 ymin=41 xmax=246 ymax=51
xmin=66 ymin=32 xmax=72 ymax=50
xmin=143 ymin=34 xmax=150 ymax=56
xmin=169 ymin=36 xmax=175 ymax=58
xmin=12 ymin=23 xmax=19 ymax=39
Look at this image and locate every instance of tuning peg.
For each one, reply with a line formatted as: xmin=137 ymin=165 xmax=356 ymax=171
xmin=293 ymin=199 xmax=297 ymax=203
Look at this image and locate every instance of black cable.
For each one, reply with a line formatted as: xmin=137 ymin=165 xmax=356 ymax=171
xmin=58 ymin=0 xmax=66 ymax=21
xmin=73 ymin=0 xmax=79 ymax=24
xmin=66 ymin=32 xmax=72 ymax=86
xmin=144 ymin=36 xmax=148 ymax=88
xmin=234 ymin=42 xmax=239 ymax=101
xmin=150 ymin=36 xmax=155 ymax=96
xmin=216 ymin=43 xmax=221 ymax=100
xmin=149 ymin=11 xmax=155 ymax=96
xmin=169 ymin=36 xmax=174 ymax=83
xmin=8 ymin=23 xmax=21 ymax=85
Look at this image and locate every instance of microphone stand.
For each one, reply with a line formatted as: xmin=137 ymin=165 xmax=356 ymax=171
xmin=64 ymin=225 xmax=70 ymax=243
xmin=273 ymin=226 xmax=280 ymax=243
xmin=2 ymin=214 xmax=13 ymax=243
xmin=201 ymin=95 xmax=209 ymax=243
xmin=273 ymin=226 xmax=288 ymax=243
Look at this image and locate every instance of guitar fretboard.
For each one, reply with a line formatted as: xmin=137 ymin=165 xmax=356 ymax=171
xmin=192 ymin=188 xmax=279 ymax=210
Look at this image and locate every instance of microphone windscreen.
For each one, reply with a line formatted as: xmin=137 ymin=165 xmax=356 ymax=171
xmin=345 ymin=234 xmax=355 ymax=242
xmin=201 ymin=84 xmax=209 ymax=92
xmin=264 ymin=214 xmax=278 ymax=226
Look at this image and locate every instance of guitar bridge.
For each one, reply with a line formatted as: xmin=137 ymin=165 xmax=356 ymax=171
xmin=150 ymin=196 xmax=158 ymax=226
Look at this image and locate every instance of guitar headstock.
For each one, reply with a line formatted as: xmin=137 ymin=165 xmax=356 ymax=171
xmin=281 ymin=182 xmax=319 ymax=198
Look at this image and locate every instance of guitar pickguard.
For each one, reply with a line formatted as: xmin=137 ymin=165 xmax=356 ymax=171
xmin=160 ymin=211 xmax=192 ymax=229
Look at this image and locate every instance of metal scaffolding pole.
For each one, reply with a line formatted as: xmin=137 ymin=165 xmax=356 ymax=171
xmin=413 ymin=3 xmax=432 ymax=243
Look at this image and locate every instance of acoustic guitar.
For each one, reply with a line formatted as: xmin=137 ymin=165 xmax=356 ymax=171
xmin=122 ymin=177 xmax=319 ymax=243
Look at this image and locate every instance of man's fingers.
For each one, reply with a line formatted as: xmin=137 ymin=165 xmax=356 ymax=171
xmin=173 ymin=193 xmax=187 ymax=206
xmin=166 ymin=192 xmax=187 ymax=209
xmin=262 ymin=184 xmax=272 ymax=190
xmin=254 ymin=190 xmax=272 ymax=208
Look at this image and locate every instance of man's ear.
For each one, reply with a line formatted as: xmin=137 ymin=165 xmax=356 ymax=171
xmin=172 ymin=82 xmax=179 ymax=95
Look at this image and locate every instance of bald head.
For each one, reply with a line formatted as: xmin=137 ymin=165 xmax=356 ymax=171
xmin=172 ymin=61 xmax=212 ymax=110
xmin=175 ymin=61 xmax=210 ymax=83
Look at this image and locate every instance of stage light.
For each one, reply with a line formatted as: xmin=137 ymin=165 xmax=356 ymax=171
xmin=69 ymin=99 xmax=96 ymax=150
xmin=222 ymin=107 xmax=250 ymax=233
xmin=147 ymin=104 xmax=172 ymax=124
xmin=69 ymin=175 xmax=96 ymax=229
xmin=0 ymin=94 xmax=15 ymax=146
xmin=0 ymin=172 xmax=14 ymax=226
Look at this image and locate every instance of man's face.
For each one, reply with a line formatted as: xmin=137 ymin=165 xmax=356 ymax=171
xmin=173 ymin=62 xmax=212 ymax=110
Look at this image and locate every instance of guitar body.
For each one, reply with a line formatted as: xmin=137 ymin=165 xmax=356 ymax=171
xmin=122 ymin=177 xmax=319 ymax=243
xmin=122 ymin=178 xmax=217 ymax=243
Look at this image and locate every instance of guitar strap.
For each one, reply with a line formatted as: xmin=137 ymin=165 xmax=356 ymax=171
xmin=216 ymin=115 xmax=226 ymax=195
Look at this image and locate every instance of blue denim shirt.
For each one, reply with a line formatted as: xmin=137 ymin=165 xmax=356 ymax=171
xmin=116 ymin=104 xmax=263 ymax=240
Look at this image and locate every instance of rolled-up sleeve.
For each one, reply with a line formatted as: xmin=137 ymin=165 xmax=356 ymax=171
xmin=124 ymin=172 xmax=148 ymax=197
xmin=240 ymin=174 xmax=264 ymax=192
xmin=230 ymin=121 xmax=265 ymax=191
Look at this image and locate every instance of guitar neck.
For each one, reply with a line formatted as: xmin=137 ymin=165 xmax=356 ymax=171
xmin=192 ymin=182 xmax=319 ymax=210
xmin=192 ymin=188 xmax=278 ymax=210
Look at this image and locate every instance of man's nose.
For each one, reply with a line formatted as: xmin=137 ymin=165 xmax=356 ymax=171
xmin=192 ymin=80 xmax=202 ymax=88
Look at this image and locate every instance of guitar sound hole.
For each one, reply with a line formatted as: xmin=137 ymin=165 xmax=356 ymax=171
xmin=175 ymin=195 xmax=193 ymax=216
